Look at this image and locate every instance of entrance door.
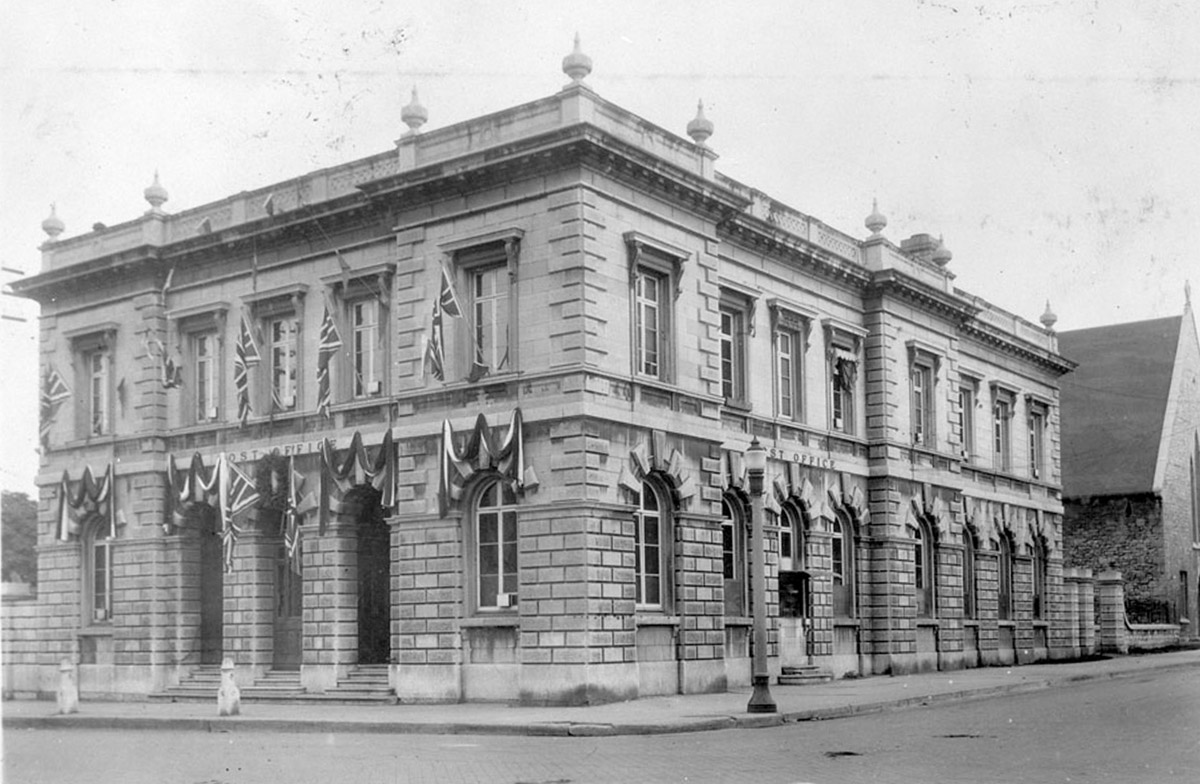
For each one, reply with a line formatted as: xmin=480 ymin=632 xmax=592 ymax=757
xmin=357 ymin=499 xmax=390 ymax=664
xmin=273 ymin=540 xmax=302 ymax=670
xmin=778 ymin=570 xmax=811 ymax=666
xmin=197 ymin=506 xmax=224 ymax=665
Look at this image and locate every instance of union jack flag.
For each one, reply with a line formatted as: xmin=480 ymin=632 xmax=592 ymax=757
xmin=39 ymin=366 xmax=71 ymax=449
xmin=316 ymin=303 xmax=342 ymax=417
xmin=234 ymin=315 xmax=260 ymax=426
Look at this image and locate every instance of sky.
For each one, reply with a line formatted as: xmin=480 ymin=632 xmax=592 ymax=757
xmin=1 ymin=0 xmax=1197 ymax=495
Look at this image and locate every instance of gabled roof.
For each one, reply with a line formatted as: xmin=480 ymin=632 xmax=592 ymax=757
xmin=1058 ymin=315 xmax=1183 ymax=498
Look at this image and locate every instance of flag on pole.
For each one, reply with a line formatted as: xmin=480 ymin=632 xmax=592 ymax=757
xmin=219 ymin=454 xmax=261 ymax=572
xmin=424 ymin=268 xmax=463 ymax=381
xmin=234 ymin=314 xmax=260 ymax=426
xmin=317 ymin=302 xmax=342 ymax=417
xmin=39 ymin=366 xmax=72 ymax=449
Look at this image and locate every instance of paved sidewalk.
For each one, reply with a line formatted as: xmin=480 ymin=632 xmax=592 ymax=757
xmin=4 ymin=649 xmax=1198 ymax=737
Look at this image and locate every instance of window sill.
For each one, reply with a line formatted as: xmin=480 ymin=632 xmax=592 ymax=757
xmin=724 ymin=616 xmax=752 ymax=626
xmin=998 ymin=620 xmax=1016 ymax=628
xmin=833 ymin=618 xmax=860 ymax=628
xmin=460 ymin=615 xmax=518 ymax=628
xmin=77 ymin=626 xmax=113 ymax=637
xmin=963 ymin=619 xmax=980 ymax=628
xmin=635 ymin=614 xmax=680 ymax=627
xmin=916 ymin=618 xmax=940 ymax=627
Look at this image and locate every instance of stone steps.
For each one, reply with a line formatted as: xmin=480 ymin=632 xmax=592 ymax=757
xmin=777 ymin=665 xmax=833 ymax=686
xmin=148 ymin=665 xmax=396 ymax=705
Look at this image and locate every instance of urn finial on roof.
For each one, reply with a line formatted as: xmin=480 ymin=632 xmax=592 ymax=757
xmin=41 ymin=203 xmax=64 ymax=241
xmin=401 ymin=87 xmax=428 ymax=135
xmin=1040 ymin=300 xmax=1058 ymax=330
xmin=687 ymin=100 xmax=714 ymax=146
xmin=144 ymin=171 xmax=169 ymax=214
xmin=865 ymin=198 xmax=887 ymax=238
xmin=932 ymin=234 xmax=952 ymax=267
xmin=562 ymin=33 xmax=593 ymax=83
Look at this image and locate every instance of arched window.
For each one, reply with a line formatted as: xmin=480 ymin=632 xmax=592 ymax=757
xmin=721 ymin=498 xmax=746 ymax=616
xmin=779 ymin=503 xmax=805 ymax=573
xmin=997 ymin=534 xmax=1014 ymax=621
xmin=474 ymin=479 xmax=518 ymax=611
xmin=1032 ymin=537 xmax=1048 ymax=620
xmin=635 ymin=481 xmax=669 ymax=609
xmin=963 ymin=526 xmax=979 ymax=620
xmin=84 ymin=516 xmax=113 ymax=624
xmin=913 ymin=517 xmax=936 ymax=618
xmin=832 ymin=511 xmax=856 ymax=618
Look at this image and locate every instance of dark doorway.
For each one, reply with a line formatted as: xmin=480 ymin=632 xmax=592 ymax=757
xmin=196 ymin=505 xmax=224 ymax=665
xmin=273 ymin=516 xmax=302 ymax=670
xmin=356 ymin=490 xmax=391 ymax=664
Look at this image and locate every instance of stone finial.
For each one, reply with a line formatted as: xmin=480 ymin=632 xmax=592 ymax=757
xmin=1040 ymin=300 xmax=1058 ymax=330
xmin=562 ymin=33 xmax=593 ymax=83
xmin=144 ymin=171 xmax=169 ymax=213
xmin=401 ymin=87 xmax=428 ymax=135
xmin=865 ymin=199 xmax=887 ymax=238
xmin=686 ymin=100 xmax=714 ymax=146
xmin=932 ymin=235 xmax=953 ymax=267
xmin=41 ymin=203 xmax=65 ymax=241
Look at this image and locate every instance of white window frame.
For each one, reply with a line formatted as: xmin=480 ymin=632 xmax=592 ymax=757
xmin=823 ymin=319 xmax=864 ymax=436
xmin=473 ymin=478 xmax=519 ymax=612
xmin=85 ymin=517 xmax=113 ymax=625
xmin=626 ymin=232 xmax=687 ymax=384
xmin=243 ymin=285 xmax=307 ymax=418
xmin=634 ymin=480 xmax=670 ymax=610
xmin=269 ymin=314 xmax=299 ymax=411
xmin=438 ymin=230 xmax=522 ymax=383
xmin=991 ymin=382 xmax=1019 ymax=473
xmin=350 ymin=296 xmax=382 ymax=398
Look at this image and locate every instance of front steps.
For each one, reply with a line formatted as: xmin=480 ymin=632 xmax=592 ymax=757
xmin=777 ymin=664 xmax=833 ymax=686
xmin=149 ymin=664 xmax=396 ymax=705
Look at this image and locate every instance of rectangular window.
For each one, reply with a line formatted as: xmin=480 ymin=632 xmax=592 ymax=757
xmin=777 ymin=329 xmax=800 ymax=420
xmin=719 ymin=305 xmax=746 ymax=404
xmin=911 ymin=364 xmax=935 ymax=446
xmin=477 ymin=504 xmax=518 ymax=609
xmin=193 ymin=332 xmax=219 ymax=422
xmin=1028 ymin=409 xmax=1046 ymax=479
xmin=993 ymin=396 xmax=1013 ymax=472
xmin=635 ymin=269 xmax=665 ymax=378
xmin=270 ymin=316 xmax=299 ymax=410
xmin=351 ymin=299 xmax=382 ymax=398
xmin=831 ymin=356 xmax=856 ymax=435
xmin=472 ymin=265 xmax=510 ymax=374
xmin=91 ymin=537 xmax=111 ymax=623
xmin=635 ymin=484 xmax=665 ymax=608
xmin=959 ymin=386 xmax=976 ymax=460
xmin=87 ymin=350 xmax=109 ymax=436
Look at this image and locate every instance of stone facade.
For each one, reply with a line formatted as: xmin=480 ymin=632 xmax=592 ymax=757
xmin=7 ymin=64 xmax=1081 ymax=704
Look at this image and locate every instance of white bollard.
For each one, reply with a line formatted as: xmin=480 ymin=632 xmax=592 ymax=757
xmin=217 ymin=657 xmax=241 ymax=717
xmin=57 ymin=659 xmax=79 ymax=715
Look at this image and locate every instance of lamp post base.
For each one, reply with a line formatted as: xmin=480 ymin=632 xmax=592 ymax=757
xmin=746 ymin=674 xmax=777 ymax=714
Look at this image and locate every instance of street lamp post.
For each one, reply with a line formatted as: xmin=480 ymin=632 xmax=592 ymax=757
xmin=744 ymin=437 xmax=777 ymax=714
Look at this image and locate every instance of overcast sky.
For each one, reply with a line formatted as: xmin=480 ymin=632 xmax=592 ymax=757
xmin=2 ymin=1 xmax=1197 ymax=495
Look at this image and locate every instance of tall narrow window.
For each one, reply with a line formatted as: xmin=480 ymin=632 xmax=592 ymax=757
xmin=634 ymin=481 xmax=667 ymax=608
xmin=959 ymin=385 xmax=976 ymax=460
xmin=993 ymin=395 xmax=1013 ymax=472
xmin=1028 ymin=406 xmax=1046 ymax=479
xmin=719 ymin=306 xmax=747 ymax=405
xmin=635 ymin=270 xmax=665 ymax=378
xmin=270 ymin=316 xmax=298 ymax=411
xmin=963 ymin=527 xmax=978 ymax=620
xmin=475 ymin=480 xmax=518 ymax=610
xmin=87 ymin=349 xmax=109 ymax=436
xmin=913 ymin=518 xmax=935 ymax=618
xmin=472 ymin=265 xmax=510 ymax=374
xmin=777 ymin=329 xmax=799 ymax=420
xmin=721 ymin=499 xmax=746 ymax=616
xmin=194 ymin=332 xmax=219 ymax=422
xmin=351 ymin=299 xmax=381 ymax=397
xmin=832 ymin=512 xmax=856 ymax=617
xmin=86 ymin=519 xmax=113 ymax=624
xmin=911 ymin=364 xmax=934 ymax=446
xmin=1032 ymin=537 xmax=1048 ymax=620
xmin=831 ymin=357 xmax=857 ymax=434
xmin=998 ymin=534 xmax=1014 ymax=621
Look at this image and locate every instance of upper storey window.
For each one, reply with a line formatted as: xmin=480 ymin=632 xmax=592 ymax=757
xmin=991 ymin=382 xmax=1018 ymax=473
xmin=169 ymin=302 xmax=229 ymax=425
xmin=321 ymin=263 xmax=390 ymax=405
xmin=770 ymin=302 xmax=813 ymax=423
xmin=65 ymin=324 xmax=118 ymax=440
xmin=718 ymin=285 xmax=755 ymax=408
xmin=244 ymin=284 xmax=306 ymax=417
xmin=907 ymin=342 xmax=942 ymax=449
xmin=626 ymin=232 xmax=687 ymax=384
xmin=823 ymin=318 xmax=865 ymax=436
xmin=1026 ymin=395 xmax=1050 ymax=480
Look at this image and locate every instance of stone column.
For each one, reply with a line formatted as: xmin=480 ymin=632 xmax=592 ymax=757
xmin=223 ymin=527 xmax=275 ymax=678
xmin=1057 ymin=568 xmax=1080 ymax=659
xmin=1076 ymin=568 xmax=1096 ymax=655
xmin=1097 ymin=570 xmax=1128 ymax=654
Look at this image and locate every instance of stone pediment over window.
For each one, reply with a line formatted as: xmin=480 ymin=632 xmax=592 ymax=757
xmin=624 ymin=231 xmax=688 ymax=299
xmin=821 ymin=317 xmax=865 ymax=360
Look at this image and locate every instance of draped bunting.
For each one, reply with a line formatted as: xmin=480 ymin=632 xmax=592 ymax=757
xmin=283 ymin=456 xmax=317 ymax=573
xmin=318 ymin=430 xmax=395 ymax=534
xmin=164 ymin=452 xmax=260 ymax=572
xmin=57 ymin=464 xmax=115 ymax=541
xmin=438 ymin=408 xmax=528 ymax=518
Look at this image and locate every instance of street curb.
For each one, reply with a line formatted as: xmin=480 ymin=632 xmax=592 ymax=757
xmin=5 ymin=657 xmax=1197 ymax=737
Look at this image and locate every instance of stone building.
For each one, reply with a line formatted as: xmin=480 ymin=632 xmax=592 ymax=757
xmin=5 ymin=42 xmax=1082 ymax=705
xmin=1060 ymin=297 xmax=1200 ymax=634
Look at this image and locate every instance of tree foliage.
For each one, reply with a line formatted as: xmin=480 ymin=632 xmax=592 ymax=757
xmin=2 ymin=490 xmax=38 ymax=586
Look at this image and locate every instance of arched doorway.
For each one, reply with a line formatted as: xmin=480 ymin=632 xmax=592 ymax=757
xmin=194 ymin=504 xmax=224 ymax=665
xmin=778 ymin=502 xmax=811 ymax=667
xmin=355 ymin=488 xmax=390 ymax=665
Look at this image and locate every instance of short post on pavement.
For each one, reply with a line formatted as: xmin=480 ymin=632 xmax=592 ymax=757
xmin=745 ymin=437 xmax=777 ymax=714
